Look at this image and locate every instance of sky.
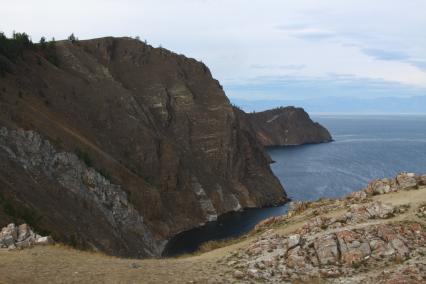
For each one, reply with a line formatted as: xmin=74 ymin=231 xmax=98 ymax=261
xmin=1 ymin=0 xmax=426 ymax=102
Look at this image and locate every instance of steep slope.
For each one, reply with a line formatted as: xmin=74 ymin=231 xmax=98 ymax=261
xmin=0 ymin=37 xmax=287 ymax=257
xmin=245 ymin=106 xmax=332 ymax=146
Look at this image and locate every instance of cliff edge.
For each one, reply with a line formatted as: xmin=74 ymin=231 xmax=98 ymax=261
xmin=0 ymin=36 xmax=287 ymax=257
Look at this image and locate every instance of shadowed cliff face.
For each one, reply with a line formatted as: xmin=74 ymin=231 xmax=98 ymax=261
xmin=0 ymin=37 xmax=287 ymax=257
xmin=244 ymin=107 xmax=332 ymax=146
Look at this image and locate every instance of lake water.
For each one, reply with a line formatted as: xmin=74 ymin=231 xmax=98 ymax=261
xmin=163 ymin=115 xmax=426 ymax=256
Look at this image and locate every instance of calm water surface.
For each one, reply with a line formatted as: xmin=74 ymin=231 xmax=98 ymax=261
xmin=164 ymin=115 xmax=426 ymax=256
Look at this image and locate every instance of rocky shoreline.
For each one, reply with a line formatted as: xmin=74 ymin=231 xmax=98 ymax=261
xmin=218 ymin=172 xmax=426 ymax=283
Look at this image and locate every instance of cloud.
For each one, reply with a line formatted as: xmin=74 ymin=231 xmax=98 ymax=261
xmin=361 ymin=49 xmax=426 ymax=73
xmin=276 ymin=25 xmax=335 ymax=41
xmin=362 ymin=48 xmax=410 ymax=61
xmin=409 ymin=60 xmax=426 ymax=71
xmin=224 ymin=74 xmax=426 ymax=100
xmin=250 ymin=64 xmax=306 ymax=70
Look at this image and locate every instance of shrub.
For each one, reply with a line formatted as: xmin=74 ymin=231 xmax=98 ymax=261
xmin=75 ymin=148 xmax=93 ymax=167
xmin=98 ymin=168 xmax=112 ymax=180
xmin=0 ymin=31 xmax=34 ymax=61
xmin=39 ymin=36 xmax=47 ymax=48
xmin=68 ymin=33 xmax=77 ymax=43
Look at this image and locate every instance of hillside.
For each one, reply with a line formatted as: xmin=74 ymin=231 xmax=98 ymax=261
xmin=245 ymin=106 xmax=332 ymax=146
xmin=0 ymin=36 xmax=287 ymax=257
xmin=1 ymin=172 xmax=425 ymax=283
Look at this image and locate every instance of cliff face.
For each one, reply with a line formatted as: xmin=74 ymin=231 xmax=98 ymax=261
xmin=245 ymin=107 xmax=332 ymax=146
xmin=0 ymin=37 xmax=287 ymax=257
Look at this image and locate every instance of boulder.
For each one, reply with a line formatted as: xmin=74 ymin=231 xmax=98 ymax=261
xmin=0 ymin=223 xmax=53 ymax=249
xmin=418 ymin=174 xmax=426 ymax=186
xmin=17 ymin=224 xmax=33 ymax=242
xmin=35 ymin=236 xmax=55 ymax=246
xmin=233 ymin=270 xmax=244 ymax=279
xmin=336 ymin=230 xmax=371 ymax=266
xmin=314 ymin=234 xmax=340 ymax=266
xmin=396 ymin=172 xmax=417 ymax=190
xmin=348 ymin=202 xmax=395 ymax=222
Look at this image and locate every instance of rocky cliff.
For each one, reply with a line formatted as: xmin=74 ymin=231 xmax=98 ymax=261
xmin=0 ymin=36 xmax=287 ymax=257
xmin=245 ymin=106 xmax=332 ymax=146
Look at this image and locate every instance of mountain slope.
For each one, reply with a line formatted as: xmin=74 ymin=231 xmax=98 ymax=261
xmin=0 ymin=37 xmax=287 ymax=257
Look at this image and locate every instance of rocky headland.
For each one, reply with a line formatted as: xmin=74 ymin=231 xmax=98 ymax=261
xmin=0 ymin=36 xmax=287 ymax=257
xmin=245 ymin=106 xmax=332 ymax=146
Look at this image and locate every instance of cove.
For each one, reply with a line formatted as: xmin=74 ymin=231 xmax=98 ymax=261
xmin=163 ymin=115 xmax=426 ymax=257
xmin=162 ymin=203 xmax=289 ymax=256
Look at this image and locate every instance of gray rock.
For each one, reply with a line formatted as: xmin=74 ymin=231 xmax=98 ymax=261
xmin=233 ymin=270 xmax=244 ymax=279
xmin=396 ymin=172 xmax=417 ymax=190
xmin=314 ymin=234 xmax=340 ymax=265
xmin=35 ymin=236 xmax=54 ymax=245
xmin=0 ymin=223 xmax=53 ymax=250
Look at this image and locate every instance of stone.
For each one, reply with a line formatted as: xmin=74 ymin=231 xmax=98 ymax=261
xmin=350 ymin=190 xmax=367 ymax=200
xmin=227 ymin=260 xmax=237 ymax=267
xmin=365 ymin=202 xmax=395 ymax=219
xmin=233 ymin=270 xmax=244 ymax=279
xmin=390 ymin=238 xmax=409 ymax=257
xmin=129 ymin=263 xmax=141 ymax=269
xmin=0 ymin=223 xmax=53 ymax=250
xmin=418 ymin=174 xmax=426 ymax=186
xmin=336 ymin=230 xmax=371 ymax=266
xmin=314 ymin=234 xmax=340 ymax=266
xmin=35 ymin=236 xmax=54 ymax=245
xmin=247 ymin=268 xmax=261 ymax=279
xmin=287 ymin=234 xmax=301 ymax=249
xmin=396 ymin=172 xmax=417 ymax=190
xmin=348 ymin=202 xmax=395 ymax=222
xmin=1 ymin=235 xmax=15 ymax=248
xmin=286 ymin=246 xmax=307 ymax=268
xmin=17 ymin=224 xmax=32 ymax=242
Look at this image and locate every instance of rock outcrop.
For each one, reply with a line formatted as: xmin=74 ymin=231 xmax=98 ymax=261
xmin=244 ymin=106 xmax=332 ymax=146
xmin=0 ymin=37 xmax=287 ymax=257
xmin=0 ymin=223 xmax=53 ymax=249
xmin=219 ymin=172 xmax=426 ymax=283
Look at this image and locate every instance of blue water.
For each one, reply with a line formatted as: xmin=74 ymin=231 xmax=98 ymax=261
xmin=270 ymin=115 xmax=426 ymax=201
xmin=164 ymin=115 xmax=426 ymax=256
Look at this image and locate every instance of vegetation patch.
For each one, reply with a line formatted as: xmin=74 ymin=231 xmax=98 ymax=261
xmin=74 ymin=148 xmax=93 ymax=167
